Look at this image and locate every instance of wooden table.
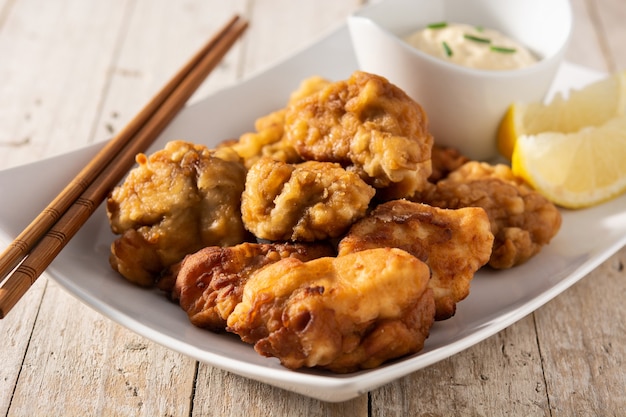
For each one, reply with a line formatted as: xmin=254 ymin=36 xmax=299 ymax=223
xmin=1 ymin=0 xmax=624 ymax=415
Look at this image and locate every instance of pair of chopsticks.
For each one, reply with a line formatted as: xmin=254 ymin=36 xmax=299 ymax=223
xmin=0 ymin=15 xmax=248 ymax=318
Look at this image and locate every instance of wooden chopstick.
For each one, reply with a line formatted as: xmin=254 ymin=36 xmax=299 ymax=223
xmin=0 ymin=15 xmax=248 ymax=318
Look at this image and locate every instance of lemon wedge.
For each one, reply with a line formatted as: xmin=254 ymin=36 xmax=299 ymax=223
xmin=512 ymin=116 xmax=626 ymax=209
xmin=498 ymin=70 xmax=626 ymax=160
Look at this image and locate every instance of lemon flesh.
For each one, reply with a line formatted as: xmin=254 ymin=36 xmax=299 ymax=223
xmin=512 ymin=116 xmax=626 ymax=209
xmin=498 ymin=71 xmax=626 ymax=160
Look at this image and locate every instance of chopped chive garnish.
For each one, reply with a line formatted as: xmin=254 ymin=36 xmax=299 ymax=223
xmin=427 ymin=21 xmax=448 ymax=29
xmin=475 ymin=25 xmax=484 ymax=32
xmin=491 ymin=45 xmax=517 ymax=53
xmin=464 ymin=34 xmax=491 ymax=43
xmin=442 ymin=41 xmax=453 ymax=57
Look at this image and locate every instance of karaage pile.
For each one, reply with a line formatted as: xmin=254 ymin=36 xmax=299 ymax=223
xmin=338 ymin=200 xmax=493 ymax=320
xmin=107 ymin=140 xmax=249 ymax=286
xmin=105 ymin=69 xmax=564 ymax=374
xmin=226 ymin=248 xmax=435 ymax=372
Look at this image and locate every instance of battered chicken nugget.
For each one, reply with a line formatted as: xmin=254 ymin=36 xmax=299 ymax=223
xmin=241 ymin=157 xmax=375 ymax=241
xmin=226 ymin=248 xmax=435 ymax=373
xmin=173 ymin=242 xmax=334 ymax=331
xmin=417 ymin=161 xmax=562 ymax=269
xmin=231 ymin=76 xmax=332 ymax=168
xmin=107 ymin=140 xmax=250 ymax=286
xmin=284 ymin=71 xmax=433 ymax=199
xmin=338 ymin=200 xmax=493 ymax=320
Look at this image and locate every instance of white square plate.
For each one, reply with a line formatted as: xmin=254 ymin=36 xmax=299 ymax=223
xmin=1 ymin=20 xmax=624 ymax=402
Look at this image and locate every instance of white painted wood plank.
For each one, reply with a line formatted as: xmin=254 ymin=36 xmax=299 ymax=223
xmin=0 ymin=277 xmax=45 ymax=415
xmin=565 ymin=0 xmax=609 ymax=72
xmin=0 ymin=0 xmax=132 ymax=169
xmin=371 ymin=315 xmax=548 ymax=416
xmin=592 ymin=0 xmax=626 ymax=71
xmin=0 ymin=0 xmax=130 ymax=413
xmin=534 ymin=248 xmax=626 ymax=415
xmin=8 ymin=280 xmax=198 ymax=416
xmin=243 ymin=0 xmax=362 ymax=74
xmin=193 ymin=365 xmax=367 ymax=417
xmin=90 ymin=0 xmax=248 ymax=146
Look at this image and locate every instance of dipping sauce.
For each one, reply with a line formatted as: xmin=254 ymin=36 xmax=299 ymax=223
xmin=405 ymin=22 xmax=538 ymax=70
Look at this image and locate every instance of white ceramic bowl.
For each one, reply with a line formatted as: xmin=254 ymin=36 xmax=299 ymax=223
xmin=348 ymin=0 xmax=572 ymax=160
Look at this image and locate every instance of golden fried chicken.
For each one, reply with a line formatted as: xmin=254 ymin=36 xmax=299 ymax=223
xmin=230 ymin=108 xmax=299 ymax=169
xmin=107 ymin=140 xmax=250 ymax=286
xmin=338 ymin=200 xmax=493 ymax=320
xmin=429 ymin=145 xmax=470 ymax=183
xmin=284 ymin=71 xmax=433 ymax=200
xmin=226 ymin=248 xmax=435 ymax=373
xmin=288 ymin=75 xmax=333 ymax=102
xmin=230 ymin=76 xmax=332 ymax=169
xmin=416 ymin=161 xmax=562 ymax=269
xmin=241 ymin=157 xmax=375 ymax=241
xmin=172 ymin=242 xmax=334 ymax=331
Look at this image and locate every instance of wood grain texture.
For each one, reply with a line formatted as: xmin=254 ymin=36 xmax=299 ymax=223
xmin=565 ymin=0 xmax=608 ymax=71
xmin=193 ymin=365 xmax=367 ymax=417
xmin=371 ymin=315 xmax=549 ymax=416
xmin=535 ymin=247 xmax=626 ymax=416
xmin=0 ymin=0 xmax=625 ymax=415
xmin=90 ymin=0 xmax=248 ymax=146
xmin=591 ymin=0 xmax=626 ymax=71
xmin=9 ymin=281 xmax=197 ymax=416
xmin=0 ymin=0 xmax=132 ymax=169
xmin=0 ymin=278 xmax=45 ymax=416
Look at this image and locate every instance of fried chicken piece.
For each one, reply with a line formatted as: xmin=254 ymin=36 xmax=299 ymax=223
xmin=226 ymin=248 xmax=435 ymax=373
xmin=284 ymin=71 xmax=433 ymax=200
xmin=107 ymin=140 xmax=250 ymax=286
xmin=338 ymin=200 xmax=493 ymax=320
xmin=288 ymin=75 xmax=333 ymax=102
xmin=172 ymin=242 xmax=334 ymax=331
xmin=417 ymin=161 xmax=562 ymax=269
xmin=231 ymin=108 xmax=299 ymax=169
xmin=429 ymin=145 xmax=470 ymax=182
xmin=230 ymin=76 xmax=332 ymax=169
xmin=241 ymin=157 xmax=375 ymax=241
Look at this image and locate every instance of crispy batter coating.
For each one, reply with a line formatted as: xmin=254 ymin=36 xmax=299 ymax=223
xmin=107 ymin=140 xmax=250 ymax=286
xmin=172 ymin=242 xmax=334 ymax=331
xmin=288 ymin=75 xmax=334 ymax=102
xmin=231 ymin=108 xmax=299 ymax=169
xmin=338 ymin=200 xmax=493 ymax=320
xmin=226 ymin=248 xmax=435 ymax=372
xmin=429 ymin=145 xmax=470 ymax=183
xmin=230 ymin=76 xmax=332 ymax=169
xmin=416 ymin=161 xmax=562 ymax=269
xmin=284 ymin=71 xmax=433 ymax=200
xmin=241 ymin=157 xmax=375 ymax=241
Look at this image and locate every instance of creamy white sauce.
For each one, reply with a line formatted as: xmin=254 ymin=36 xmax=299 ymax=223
xmin=404 ymin=22 xmax=538 ymax=70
